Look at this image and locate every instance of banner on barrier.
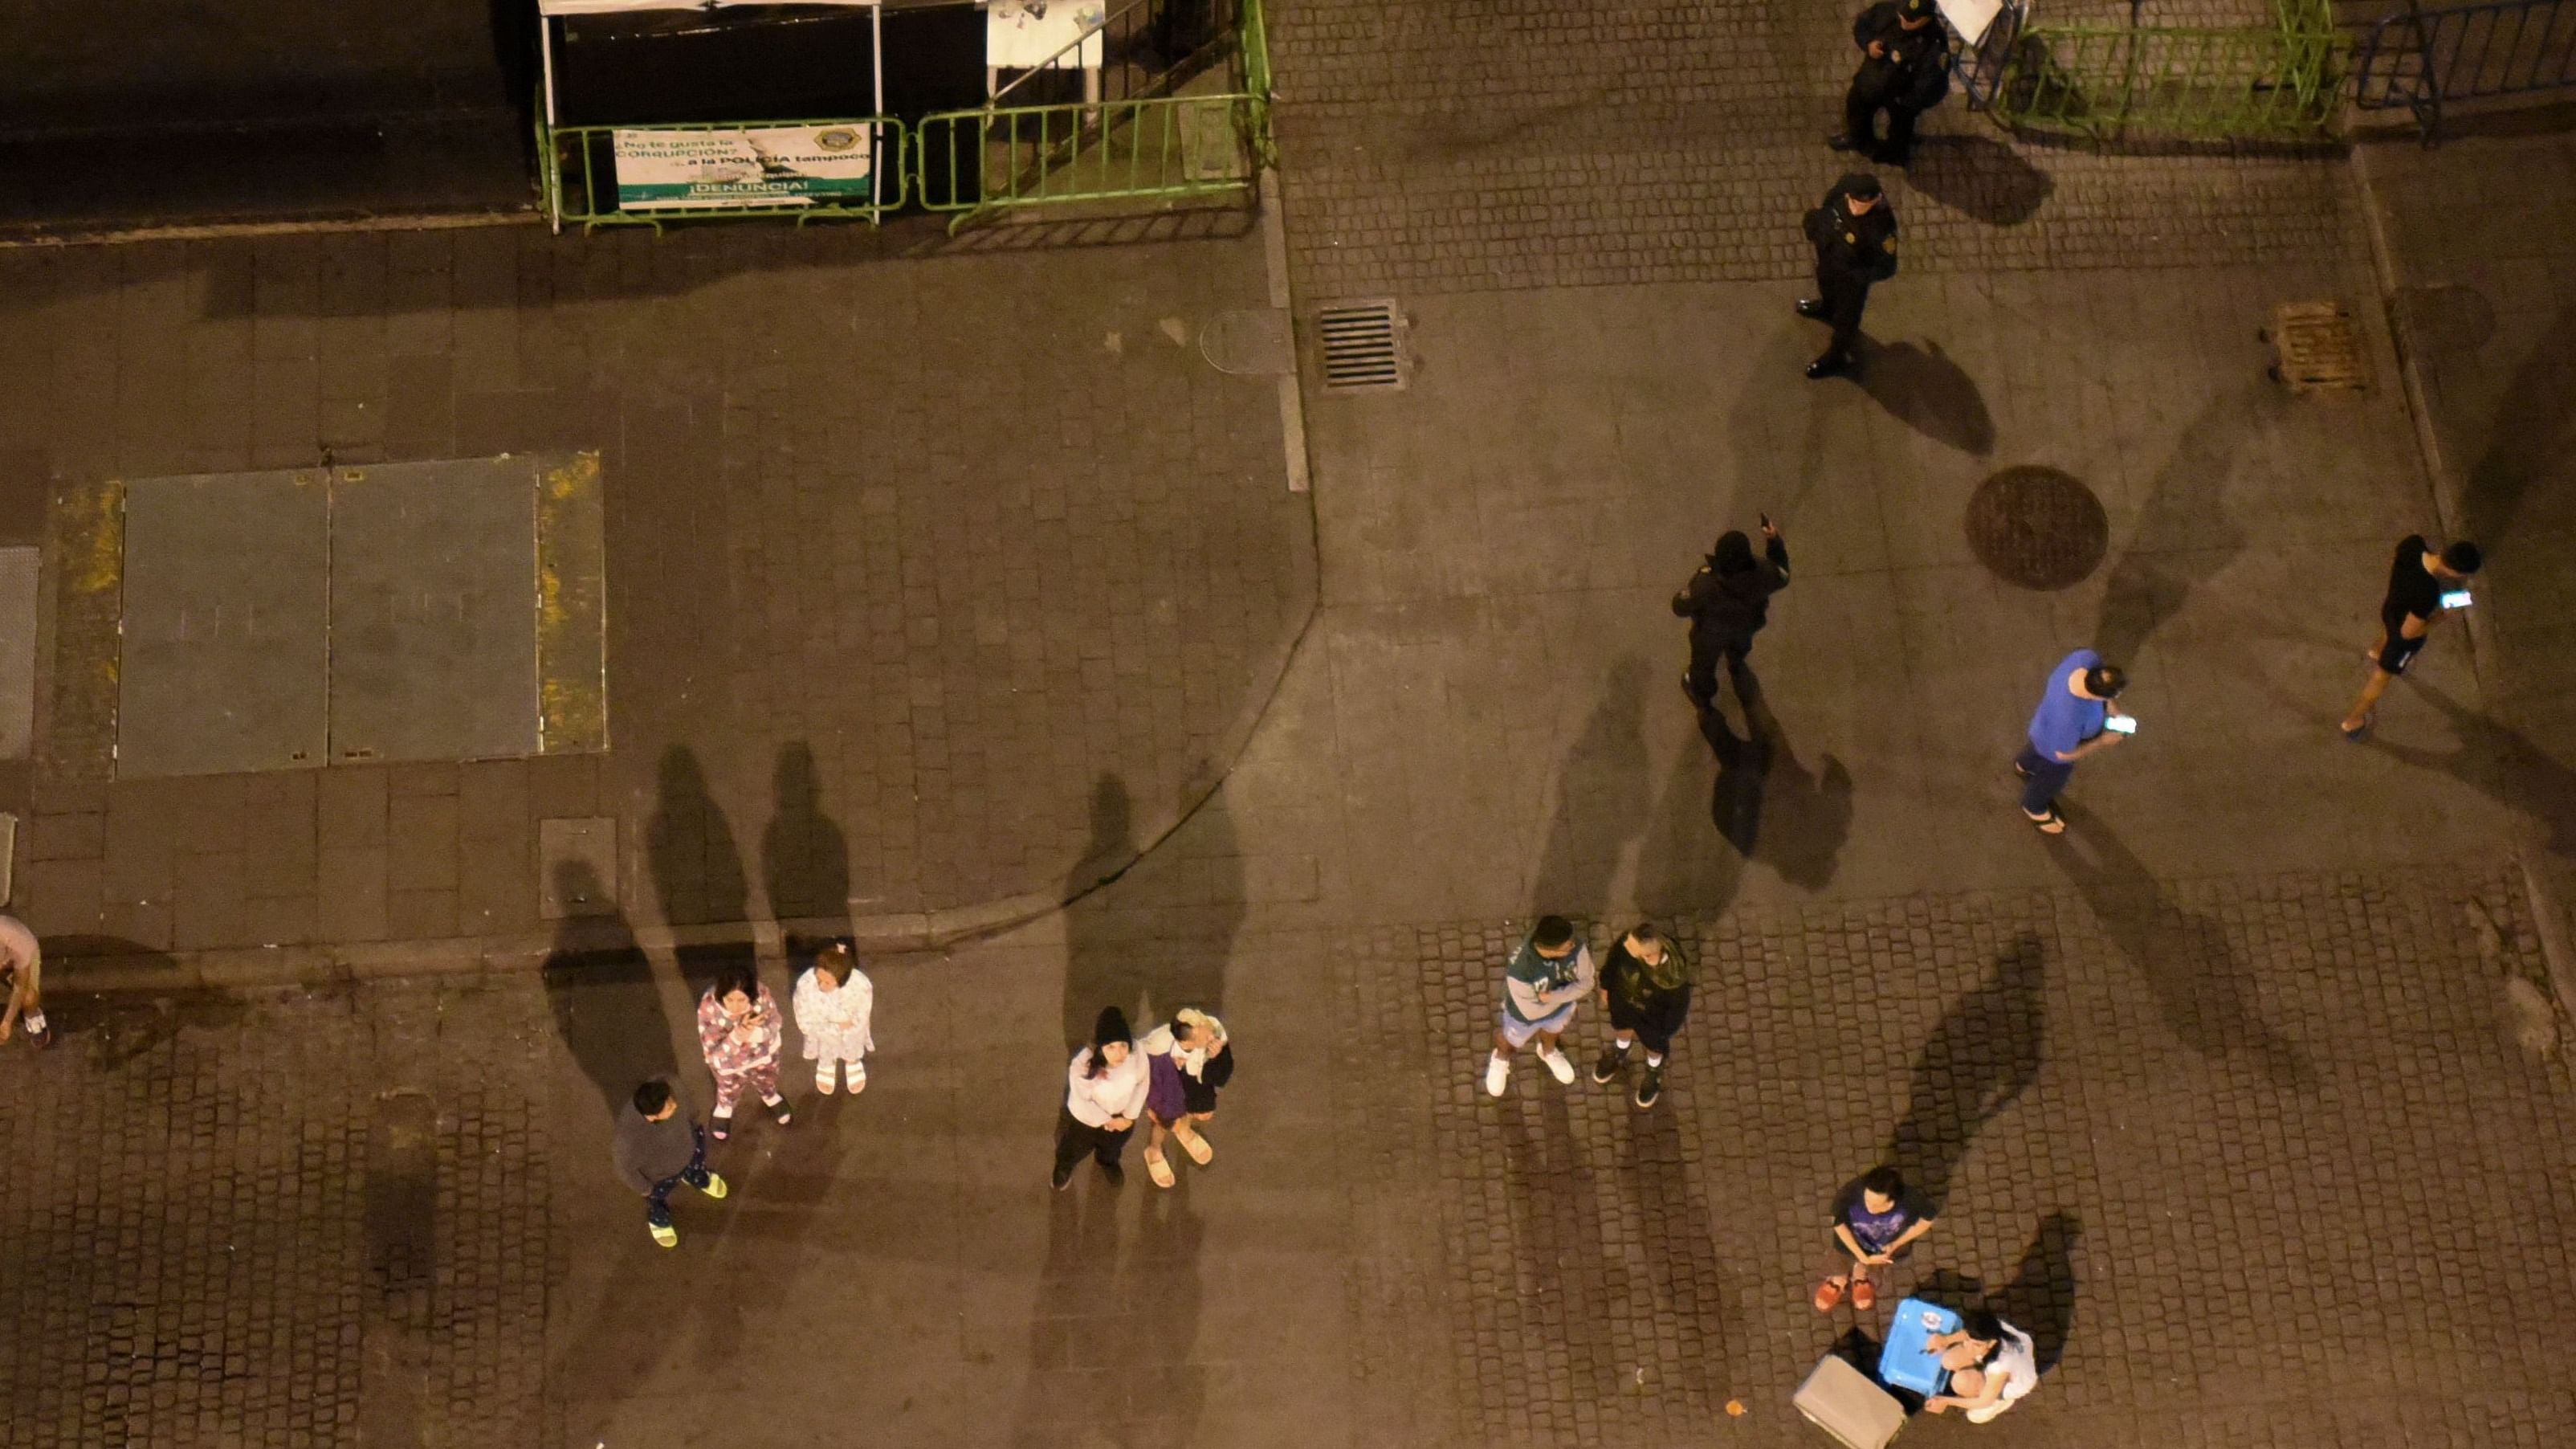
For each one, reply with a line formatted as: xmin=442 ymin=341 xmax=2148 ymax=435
xmin=612 ymin=124 xmax=875 ymax=209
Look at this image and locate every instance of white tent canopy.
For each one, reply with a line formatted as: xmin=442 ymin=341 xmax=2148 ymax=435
xmin=538 ymin=0 xmax=879 ymax=14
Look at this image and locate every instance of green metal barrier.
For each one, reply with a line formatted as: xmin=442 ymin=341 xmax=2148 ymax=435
xmin=916 ymin=94 xmax=1258 ymax=231
xmin=539 ymin=116 xmax=907 ymax=232
xmin=1994 ymin=0 xmax=2342 ymax=142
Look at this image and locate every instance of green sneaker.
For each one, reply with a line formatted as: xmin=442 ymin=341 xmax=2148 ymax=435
xmin=699 ymin=1172 xmax=728 ymax=1201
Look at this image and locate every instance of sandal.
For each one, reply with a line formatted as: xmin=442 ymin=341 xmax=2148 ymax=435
xmin=1812 ymin=1280 xmax=1844 ymax=1312
xmin=2024 ymin=807 xmax=2066 ymax=835
xmin=1144 ymin=1147 xmax=1176 ymax=1189
xmin=1851 ymin=1277 xmax=1877 ymax=1312
xmin=2341 ymin=713 xmax=2374 ymax=742
xmin=1177 ymin=1130 xmax=1213 ymax=1166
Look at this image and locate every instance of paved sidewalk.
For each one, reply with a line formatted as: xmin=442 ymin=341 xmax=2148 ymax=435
xmin=0 ymin=222 xmax=1312 ymax=951
xmin=4 ymin=860 xmax=2569 ymax=1448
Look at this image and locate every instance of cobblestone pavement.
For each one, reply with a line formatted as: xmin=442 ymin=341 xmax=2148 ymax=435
xmin=0 ymin=978 xmax=551 ymax=1449
xmin=1270 ymin=0 xmax=2363 ymax=298
xmin=5 ymin=858 xmax=2571 ymax=1447
xmin=1335 ymin=860 xmax=2576 ymax=1448
xmin=0 ymin=222 xmax=1311 ymax=948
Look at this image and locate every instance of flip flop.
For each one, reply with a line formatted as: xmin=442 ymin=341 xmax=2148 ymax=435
xmin=1144 ymin=1148 xmax=1176 ymax=1189
xmin=1178 ymin=1131 xmax=1213 ymax=1166
xmin=2025 ymin=807 xmax=2067 ymax=835
xmin=2342 ymin=714 xmax=2374 ymax=742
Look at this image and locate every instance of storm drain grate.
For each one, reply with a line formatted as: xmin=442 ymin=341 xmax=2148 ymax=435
xmin=1315 ymin=300 xmax=1408 ymax=391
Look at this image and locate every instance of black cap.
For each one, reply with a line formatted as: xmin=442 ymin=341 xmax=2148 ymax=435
xmin=1091 ymin=1006 xmax=1132 ymax=1048
xmin=1840 ymin=172 xmax=1884 ymax=201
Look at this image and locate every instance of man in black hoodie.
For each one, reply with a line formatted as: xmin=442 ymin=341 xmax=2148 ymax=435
xmin=1674 ymin=516 xmax=1791 ymax=710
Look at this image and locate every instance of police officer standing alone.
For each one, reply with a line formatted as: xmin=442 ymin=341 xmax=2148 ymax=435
xmin=1797 ymin=173 xmax=1897 ymax=380
xmin=1829 ymin=0 xmax=1953 ymax=165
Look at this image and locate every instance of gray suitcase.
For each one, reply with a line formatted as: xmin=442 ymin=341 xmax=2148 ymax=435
xmin=1793 ymin=1353 xmax=1906 ymax=1449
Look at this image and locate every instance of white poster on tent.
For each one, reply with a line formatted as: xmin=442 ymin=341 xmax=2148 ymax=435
xmin=611 ymin=124 xmax=876 ymax=210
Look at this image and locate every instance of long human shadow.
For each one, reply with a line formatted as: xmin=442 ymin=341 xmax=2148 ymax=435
xmin=1612 ymin=1103 xmax=1735 ymax=1422
xmin=1490 ymin=1092 xmax=1628 ymax=1421
xmin=762 ymin=740 xmax=851 ymax=941
xmin=2093 ymin=382 xmax=2273 ymax=663
xmin=39 ymin=937 xmax=249 ymax=1073
xmin=1528 ymin=654 xmax=1655 ymax=918
xmin=2048 ymin=803 xmax=2311 ymax=1088
xmin=1006 ymin=1173 xmax=1126 ymax=1447
xmin=1903 ymin=133 xmax=2055 ymax=227
xmin=1857 ymin=340 xmax=1995 ymax=456
xmin=2374 ymin=680 xmax=2576 ymax=858
xmin=539 ymin=859 xmax=679 ymax=1116
xmin=1911 ymin=1210 xmax=2083 ymax=1377
xmin=1641 ymin=705 xmax=1749 ymax=916
xmin=2455 ymin=299 xmax=2576 ymax=549
xmin=646 ymin=742 xmax=756 ymax=998
xmin=1703 ymin=675 xmax=1855 ymax=890
xmin=1881 ymin=932 xmax=2048 ymax=1213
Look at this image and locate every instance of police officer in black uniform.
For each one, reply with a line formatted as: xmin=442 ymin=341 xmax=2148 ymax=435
xmin=1797 ymin=173 xmax=1897 ymax=381
xmin=1828 ymin=0 xmax=1953 ymax=165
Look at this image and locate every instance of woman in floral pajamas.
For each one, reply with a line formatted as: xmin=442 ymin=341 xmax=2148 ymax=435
xmin=697 ymin=961 xmax=793 ymax=1141
xmin=791 ymin=941 xmax=874 ymax=1094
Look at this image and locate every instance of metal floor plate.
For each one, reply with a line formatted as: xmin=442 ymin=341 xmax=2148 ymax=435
xmin=328 ymin=458 xmax=541 ymax=765
xmin=117 ymin=471 xmax=331 ymax=778
xmin=0 ymin=546 xmax=35 ymax=761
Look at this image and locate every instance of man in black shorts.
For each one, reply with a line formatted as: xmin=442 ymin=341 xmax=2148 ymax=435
xmin=2341 ymin=534 xmax=2480 ymax=741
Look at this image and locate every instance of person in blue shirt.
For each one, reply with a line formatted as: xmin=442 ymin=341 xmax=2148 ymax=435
xmin=2013 ymin=649 xmax=2128 ymax=834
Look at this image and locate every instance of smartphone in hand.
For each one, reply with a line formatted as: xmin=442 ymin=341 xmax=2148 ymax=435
xmin=2440 ymin=590 xmax=2472 ymax=610
xmin=2104 ymin=715 xmax=2138 ymax=736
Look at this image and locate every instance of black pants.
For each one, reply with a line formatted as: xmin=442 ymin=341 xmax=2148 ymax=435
xmin=1685 ymin=631 xmax=1753 ymax=705
xmin=1843 ymin=72 xmax=1925 ymax=158
xmin=1054 ymin=1116 xmax=1134 ymax=1173
xmin=1816 ymin=271 xmax=1872 ymax=361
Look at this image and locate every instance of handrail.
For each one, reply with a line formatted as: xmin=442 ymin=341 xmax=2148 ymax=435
xmin=2350 ymin=0 xmax=2576 ymax=140
xmin=989 ymin=0 xmax=1153 ymax=107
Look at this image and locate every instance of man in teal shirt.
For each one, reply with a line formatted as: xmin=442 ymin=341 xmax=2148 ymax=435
xmin=1486 ymin=915 xmax=1596 ymax=1097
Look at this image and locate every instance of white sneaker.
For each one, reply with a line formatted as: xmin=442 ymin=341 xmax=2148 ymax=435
xmin=1538 ymin=1047 xmax=1575 ymax=1085
xmin=1483 ymin=1054 xmax=1510 ymax=1097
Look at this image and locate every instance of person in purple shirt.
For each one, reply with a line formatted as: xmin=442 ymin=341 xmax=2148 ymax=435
xmin=2013 ymin=649 xmax=2129 ymax=835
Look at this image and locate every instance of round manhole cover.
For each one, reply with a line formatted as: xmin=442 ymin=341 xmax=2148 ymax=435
xmin=1965 ymin=466 xmax=2109 ymax=590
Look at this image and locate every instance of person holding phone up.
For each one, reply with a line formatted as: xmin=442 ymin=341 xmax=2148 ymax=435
xmin=2013 ymin=649 xmax=2130 ymax=835
xmin=2339 ymin=534 xmax=2482 ymax=741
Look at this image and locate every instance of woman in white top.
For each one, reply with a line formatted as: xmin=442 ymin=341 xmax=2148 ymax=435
xmin=1052 ymin=1006 xmax=1148 ymax=1190
xmin=1925 ymin=1309 xmax=2040 ymax=1422
xmin=791 ymin=941 xmax=875 ymax=1094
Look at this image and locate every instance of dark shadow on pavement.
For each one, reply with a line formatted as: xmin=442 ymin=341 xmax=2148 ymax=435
xmin=1995 ymin=1210 xmax=2082 ymax=1375
xmin=2048 ymin=803 xmax=2311 ymax=1087
xmin=2093 ymin=382 xmax=2271 ymax=662
xmin=1725 ymin=679 xmax=1856 ymax=890
xmin=1642 ymin=708 xmax=1749 ymax=916
xmin=762 ymin=740 xmax=851 ymax=941
xmin=1531 ymin=655 xmax=1655 ymax=917
xmin=42 ymin=937 xmax=248 ymax=1073
xmin=540 ymin=859 xmax=679 ymax=1117
xmin=1612 ymin=1103 xmax=1735 ymax=1417
xmin=646 ymin=743 xmax=756 ymax=998
xmin=1902 ymin=134 xmax=2055 ymax=226
xmin=2456 ymin=300 xmax=2576 ymax=549
xmin=2374 ymin=680 xmax=2576 ymax=856
xmin=1858 ymin=341 xmax=1996 ymax=456
xmin=1007 ymin=1174 xmax=1131 ymax=1447
xmin=1883 ymin=932 xmax=2047 ymax=1213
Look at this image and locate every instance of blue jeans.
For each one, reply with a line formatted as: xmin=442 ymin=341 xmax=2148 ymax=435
xmin=2016 ymin=746 xmax=2074 ymax=815
xmin=644 ymin=1125 xmax=713 ymax=1227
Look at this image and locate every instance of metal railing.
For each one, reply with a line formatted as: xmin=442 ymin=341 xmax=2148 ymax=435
xmin=1993 ymin=0 xmax=2342 ymax=141
xmin=540 ymin=116 xmax=906 ymax=231
xmin=916 ymin=93 xmax=1257 ymax=226
xmin=1955 ymin=0 xmax=2032 ymax=110
xmin=989 ymin=0 xmax=1244 ymax=109
xmin=922 ymin=0 xmax=1270 ymax=232
xmin=2350 ymin=0 xmax=2576 ymax=138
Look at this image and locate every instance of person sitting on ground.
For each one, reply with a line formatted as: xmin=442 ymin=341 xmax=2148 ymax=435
xmin=1812 ymin=1165 xmax=1937 ymax=1312
xmin=1925 ymin=1308 xmax=2039 ymax=1422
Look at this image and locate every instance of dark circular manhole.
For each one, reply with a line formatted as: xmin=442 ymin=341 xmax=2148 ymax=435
xmin=1965 ymin=466 xmax=2109 ymax=590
